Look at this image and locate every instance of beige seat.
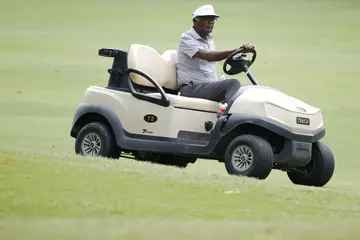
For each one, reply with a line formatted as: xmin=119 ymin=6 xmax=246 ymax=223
xmin=127 ymin=44 xmax=221 ymax=113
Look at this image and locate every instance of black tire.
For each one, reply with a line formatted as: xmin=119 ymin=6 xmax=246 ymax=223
xmin=224 ymin=134 xmax=274 ymax=180
xmin=75 ymin=122 xmax=121 ymax=159
xmin=287 ymin=141 xmax=335 ymax=187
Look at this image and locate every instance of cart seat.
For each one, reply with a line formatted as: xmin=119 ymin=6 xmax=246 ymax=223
xmin=127 ymin=44 xmax=221 ymax=113
xmin=127 ymin=44 xmax=179 ymax=90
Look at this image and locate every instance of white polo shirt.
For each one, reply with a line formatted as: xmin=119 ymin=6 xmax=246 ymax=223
xmin=176 ymin=27 xmax=218 ymax=87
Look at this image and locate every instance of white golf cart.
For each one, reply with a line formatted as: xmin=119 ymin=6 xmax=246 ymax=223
xmin=70 ymin=44 xmax=335 ymax=187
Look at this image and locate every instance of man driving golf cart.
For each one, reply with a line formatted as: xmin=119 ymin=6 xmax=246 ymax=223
xmin=176 ymin=4 xmax=255 ymax=103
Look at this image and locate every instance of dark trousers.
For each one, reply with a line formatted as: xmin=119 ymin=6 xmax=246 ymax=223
xmin=179 ymin=79 xmax=241 ymax=103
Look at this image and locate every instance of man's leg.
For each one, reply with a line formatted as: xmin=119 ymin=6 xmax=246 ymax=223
xmin=180 ymin=79 xmax=241 ymax=103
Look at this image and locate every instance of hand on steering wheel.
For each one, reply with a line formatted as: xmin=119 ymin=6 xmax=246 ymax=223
xmin=222 ymin=45 xmax=257 ymax=75
xmin=238 ymin=43 xmax=255 ymax=51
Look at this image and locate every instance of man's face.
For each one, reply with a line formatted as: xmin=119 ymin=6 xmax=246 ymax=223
xmin=195 ymin=16 xmax=217 ymax=35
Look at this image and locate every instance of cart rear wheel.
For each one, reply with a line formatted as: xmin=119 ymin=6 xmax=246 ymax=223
xmin=75 ymin=122 xmax=120 ymax=159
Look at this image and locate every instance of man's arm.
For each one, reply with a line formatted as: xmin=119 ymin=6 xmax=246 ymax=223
xmin=193 ymin=49 xmax=236 ymax=62
xmin=179 ymin=35 xmax=236 ymax=62
xmin=179 ymin=34 xmax=254 ymax=62
xmin=193 ymin=43 xmax=255 ymax=62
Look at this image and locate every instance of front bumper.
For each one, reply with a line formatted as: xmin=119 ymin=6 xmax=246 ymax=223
xmin=275 ymin=139 xmax=313 ymax=167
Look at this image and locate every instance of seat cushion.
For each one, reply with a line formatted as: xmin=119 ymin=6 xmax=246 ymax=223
xmin=161 ymin=50 xmax=178 ymax=90
xmin=148 ymin=93 xmax=221 ymax=113
xmin=127 ymin=44 xmax=178 ymax=90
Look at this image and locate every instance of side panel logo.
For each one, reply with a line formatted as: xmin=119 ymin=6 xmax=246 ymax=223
xmin=143 ymin=129 xmax=153 ymax=134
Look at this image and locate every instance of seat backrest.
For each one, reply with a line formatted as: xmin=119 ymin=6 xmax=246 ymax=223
xmin=127 ymin=44 xmax=178 ymax=90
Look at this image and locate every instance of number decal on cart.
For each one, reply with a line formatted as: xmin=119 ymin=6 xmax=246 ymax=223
xmin=144 ymin=114 xmax=158 ymax=123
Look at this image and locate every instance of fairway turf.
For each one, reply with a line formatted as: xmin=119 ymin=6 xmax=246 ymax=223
xmin=1 ymin=0 xmax=360 ymax=239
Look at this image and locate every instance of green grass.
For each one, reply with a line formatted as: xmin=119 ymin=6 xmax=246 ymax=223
xmin=1 ymin=0 xmax=360 ymax=239
xmin=2 ymin=150 xmax=360 ymax=239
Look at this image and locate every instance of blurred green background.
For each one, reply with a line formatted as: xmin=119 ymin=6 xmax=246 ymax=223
xmin=1 ymin=0 xmax=360 ymax=238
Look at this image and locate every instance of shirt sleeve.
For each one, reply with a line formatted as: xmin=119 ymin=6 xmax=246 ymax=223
xmin=179 ymin=34 xmax=202 ymax=58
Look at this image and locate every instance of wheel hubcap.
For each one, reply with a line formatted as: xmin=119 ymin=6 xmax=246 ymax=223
xmin=81 ymin=133 xmax=101 ymax=156
xmin=231 ymin=145 xmax=253 ymax=172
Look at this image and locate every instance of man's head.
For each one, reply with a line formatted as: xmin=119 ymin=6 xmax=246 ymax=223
xmin=192 ymin=5 xmax=219 ymax=38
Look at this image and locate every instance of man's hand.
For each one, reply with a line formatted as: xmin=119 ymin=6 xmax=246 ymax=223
xmin=239 ymin=43 xmax=255 ymax=51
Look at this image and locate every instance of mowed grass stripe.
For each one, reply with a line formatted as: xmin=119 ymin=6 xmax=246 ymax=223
xmin=2 ymin=217 xmax=360 ymax=240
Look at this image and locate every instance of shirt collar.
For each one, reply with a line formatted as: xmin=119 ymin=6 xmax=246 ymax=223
xmin=189 ymin=27 xmax=213 ymax=41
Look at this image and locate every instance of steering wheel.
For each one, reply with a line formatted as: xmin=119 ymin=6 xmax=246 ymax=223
xmin=222 ymin=48 xmax=257 ymax=75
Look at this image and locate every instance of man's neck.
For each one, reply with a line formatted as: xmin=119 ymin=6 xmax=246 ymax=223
xmin=193 ymin=27 xmax=208 ymax=40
